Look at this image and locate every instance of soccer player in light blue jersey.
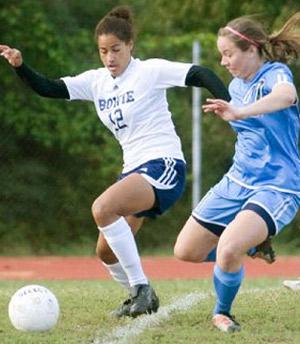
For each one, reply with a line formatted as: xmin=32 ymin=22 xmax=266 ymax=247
xmin=175 ymin=12 xmax=300 ymax=332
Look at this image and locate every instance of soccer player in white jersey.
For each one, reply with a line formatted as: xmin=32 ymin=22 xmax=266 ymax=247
xmin=174 ymin=13 xmax=300 ymax=332
xmin=0 ymin=6 xmax=233 ymax=318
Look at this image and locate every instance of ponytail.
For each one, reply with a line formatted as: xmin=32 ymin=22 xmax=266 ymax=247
xmin=219 ymin=12 xmax=300 ymax=64
xmin=266 ymin=12 xmax=300 ymax=63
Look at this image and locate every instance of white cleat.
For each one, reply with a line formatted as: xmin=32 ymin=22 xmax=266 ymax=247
xmin=212 ymin=313 xmax=241 ymax=333
xmin=283 ymin=279 xmax=300 ymax=291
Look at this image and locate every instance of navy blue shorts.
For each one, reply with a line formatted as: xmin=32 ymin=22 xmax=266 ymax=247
xmin=119 ymin=158 xmax=186 ymax=218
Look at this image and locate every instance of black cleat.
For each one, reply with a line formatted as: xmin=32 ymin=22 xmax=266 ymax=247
xmin=248 ymin=237 xmax=276 ymax=264
xmin=112 ymin=297 xmax=133 ymax=318
xmin=129 ymin=284 xmax=159 ymax=318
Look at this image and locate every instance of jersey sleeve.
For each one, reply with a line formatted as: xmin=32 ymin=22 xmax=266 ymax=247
xmin=264 ymin=63 xmax=294 ymax=92
xmin=228 ymin=79 xmax=239 ymax=103
xmin=61 ymin=69 xmax=98 ymax=101
xmin=146 ymin=59 xmax=193 ymax=89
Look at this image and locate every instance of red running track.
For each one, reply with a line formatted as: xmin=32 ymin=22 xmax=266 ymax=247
xmin=0 ymin=256 xmax=299 ymax=280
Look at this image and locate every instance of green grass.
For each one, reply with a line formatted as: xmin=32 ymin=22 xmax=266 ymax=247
xmin=1 ymin=279 xmax=300 ymax=343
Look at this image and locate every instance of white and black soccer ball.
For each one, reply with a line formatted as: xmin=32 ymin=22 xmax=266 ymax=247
xmin=8 ymin=284 xmax=60 ymax=332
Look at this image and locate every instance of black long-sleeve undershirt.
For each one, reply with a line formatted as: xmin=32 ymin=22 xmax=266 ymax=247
xmin=15 ymin=63 xmax=70 ymax=99
xmin=14 ymin=63 xmax=230 ymax=102
xmin=185 ymin=65 xmax=230 ymax=101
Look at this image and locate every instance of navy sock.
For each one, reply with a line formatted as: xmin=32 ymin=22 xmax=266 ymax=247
xmin=213 ymin=264 xmax=244 ymax=315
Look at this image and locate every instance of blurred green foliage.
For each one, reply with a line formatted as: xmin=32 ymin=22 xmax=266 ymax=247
xmin=0 ymin=0 xmax=299 ymax=254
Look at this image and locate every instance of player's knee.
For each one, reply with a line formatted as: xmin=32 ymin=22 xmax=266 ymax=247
xmin=174 ymin=243 xmax=206 ymax=262
xmin=217 ymin=245 xmax=239 ymax=267
xmin=91 ymin=197 xmax=112 ymax=224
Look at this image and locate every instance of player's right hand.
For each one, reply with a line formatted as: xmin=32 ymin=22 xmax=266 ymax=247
xmin=203 ymin=98 xmax=242 ymax=121
xmin=0 ymin=45 xmax=23 ymax=67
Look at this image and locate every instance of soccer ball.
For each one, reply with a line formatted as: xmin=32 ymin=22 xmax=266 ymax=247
xmin=8 ymin=284 xmax=60 ymax=332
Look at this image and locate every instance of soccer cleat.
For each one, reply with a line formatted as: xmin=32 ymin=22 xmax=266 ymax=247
xmin=112 ymin=298 xmax=133 ymax=318
xmin=212 ymin=313 xmax=241 ymax=333
xmin=283 ymin=279 xmax=300 ymax=291
xmin=129 ymin=284 xmax=159 ymax=317
xmin=247 ymin=237 xmax=276 ymax=264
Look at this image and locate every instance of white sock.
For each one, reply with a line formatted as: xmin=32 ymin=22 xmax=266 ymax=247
xmin=102 ymin=261 xmax=130 ymax=290
xmin=98 ymin=217 xmax=148 ymax=287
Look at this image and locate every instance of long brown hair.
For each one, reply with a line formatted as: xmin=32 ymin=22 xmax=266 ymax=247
xmin=219 ymin=12 xmax=300 ymax=64
xmin=95 ymin=6 xmax=135 ymax=44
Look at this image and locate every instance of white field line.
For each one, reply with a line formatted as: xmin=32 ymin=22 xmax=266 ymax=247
xmin=90 ymin=286 xmax=281 ymax=344
xmin=91 ymin=291 xmax=210 ymax=344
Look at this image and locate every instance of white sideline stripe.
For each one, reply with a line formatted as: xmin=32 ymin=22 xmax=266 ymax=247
xmin=91 ymin=291 xmax=210 ymax=344
xmin=90 ymin=287 xmax=281 ymax=344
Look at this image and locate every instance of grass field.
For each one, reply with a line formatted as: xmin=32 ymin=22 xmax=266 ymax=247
xmin=0 ymin=279 xmax=299 ymax=344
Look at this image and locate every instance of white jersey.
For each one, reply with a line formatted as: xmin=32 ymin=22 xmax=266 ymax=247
xmin=62 ymin=58 xmax=192 ymax=172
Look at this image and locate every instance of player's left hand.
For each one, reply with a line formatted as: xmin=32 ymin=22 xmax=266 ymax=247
xmin=203 ymin=98 xmax=243 ymax=121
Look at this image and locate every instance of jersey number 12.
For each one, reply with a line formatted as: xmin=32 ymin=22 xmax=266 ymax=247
xmin=109 ymin=109 xmax=127 ymax=131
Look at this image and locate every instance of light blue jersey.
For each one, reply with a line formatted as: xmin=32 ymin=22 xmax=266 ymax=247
xmin=227 ymin=61 xmax=300 ymax=195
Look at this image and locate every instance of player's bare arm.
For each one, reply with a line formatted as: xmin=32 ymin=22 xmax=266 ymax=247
xmin=203 ymin=82 xmax=296 ymax=122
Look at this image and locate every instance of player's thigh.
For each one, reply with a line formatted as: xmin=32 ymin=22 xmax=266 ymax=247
xmin=93 ymin=173 xmax=155 ymax=222
xmin=174 ymin=216 xmax=219 ymax=262
xmin=244 ymin=188 xmax=300 ymax=236
xmin=218 ymin=210 xmax=268 ymax=257
xmin=102 ymin=173 xmax=155 ymax=212
xmin=218 ymin=188 xmax=300 ymax=258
